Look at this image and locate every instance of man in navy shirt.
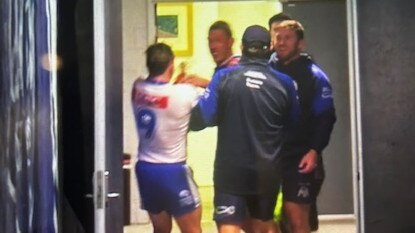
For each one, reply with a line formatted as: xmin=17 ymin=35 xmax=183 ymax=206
xmin=270 ymin=20 xmax=336 ymax=233
xmin=190 ymin=25 xmax=300 ymax=233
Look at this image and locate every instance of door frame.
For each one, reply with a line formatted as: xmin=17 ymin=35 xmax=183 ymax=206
xmin=93 ymin=0 xmax=106 ymax=232
xmin=346 ymin=0 xmax=364 ymax=232
xmin=93 ymin=0 xmax=124 ymax=232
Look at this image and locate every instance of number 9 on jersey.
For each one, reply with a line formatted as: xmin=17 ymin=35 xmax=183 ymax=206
xmin=136 ymin=108 xmax=156 ymax=139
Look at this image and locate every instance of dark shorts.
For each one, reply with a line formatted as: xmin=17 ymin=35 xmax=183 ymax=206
xmin=282 ymin=155 xmax=325 ymax=204
xmin=213 ymin=188 xmax=280 ymax=224
xmin=135 ymin=161 xmax=200 ymax=217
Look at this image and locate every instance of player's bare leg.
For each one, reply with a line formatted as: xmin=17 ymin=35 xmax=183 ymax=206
xmin=217 ymin=223 xmax=242 ymax=233
xmin=283 ymin=201 xmax=310 ymax=233
xmin=149 ymin=211 xmax=173 ymax=233
xmin=246 ymin=218 xmax=280 ymax=233
xmin=175 ymin=205 xmax=202 ymax=233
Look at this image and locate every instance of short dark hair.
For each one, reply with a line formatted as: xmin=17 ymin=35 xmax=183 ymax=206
xmin=145 ymin=43 xmax=174 ymax=77
xmin=268 ymin=12 xmax=292 ymax=29
xmin=209 ymin=20 xmax=233 ymax=38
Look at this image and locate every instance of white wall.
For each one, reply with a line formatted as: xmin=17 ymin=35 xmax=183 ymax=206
xmin=122 ymin=0 xmax=150 ymax=224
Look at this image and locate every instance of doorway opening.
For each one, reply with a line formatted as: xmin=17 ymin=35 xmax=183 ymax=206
xmin=122 ymin=1 xmax=356 ymax=232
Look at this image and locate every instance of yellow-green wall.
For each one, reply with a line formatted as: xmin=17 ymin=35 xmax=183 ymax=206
xmin=160 ymin=1 xmax=283 ymax=186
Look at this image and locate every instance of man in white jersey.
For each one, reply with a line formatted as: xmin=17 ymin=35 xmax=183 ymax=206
xmin=132 ymin=43 xmax=201 ymax=233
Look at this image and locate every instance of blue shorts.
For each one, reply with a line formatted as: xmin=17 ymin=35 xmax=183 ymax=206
xmin=135 ymin=161 xmax=200 ymax=216
xmin=213 ymin=188 xmax=280 ymax=223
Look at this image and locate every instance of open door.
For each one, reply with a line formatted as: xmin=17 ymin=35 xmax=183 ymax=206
xmin=93 ymin=0 xmax=124 ymax=233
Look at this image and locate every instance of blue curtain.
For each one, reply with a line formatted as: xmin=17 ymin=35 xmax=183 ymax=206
xmin=0 ymin=0 xmax=58 ymax=232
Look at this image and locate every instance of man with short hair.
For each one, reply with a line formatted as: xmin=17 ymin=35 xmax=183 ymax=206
xmin=132 ymin=43 xmax=202 ymax=233
xmin=268 ymin=12 xmax=293 ymax=74
xmin=175 ymin=20 xmax=240 ymax=87
xmin=269 ymin=14 xmax=328 ymax=232
xmin=269 ymin=20 xmax=336 ymax=233
xmin=190 ymin=25 xmax=300 ymax=233
xmin=208 ymin=20 xmax=240 ymax=72
xmin=268 ymin=13 xmax=292 ymax=50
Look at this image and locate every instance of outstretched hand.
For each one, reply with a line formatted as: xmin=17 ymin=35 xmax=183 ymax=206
xmin=174 ymin=73 xmax=209 ymax=88
xmin=298 ymin=149 xmax=318 ymax=174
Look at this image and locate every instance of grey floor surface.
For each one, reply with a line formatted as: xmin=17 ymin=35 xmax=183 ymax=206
xmin=124 ymin=217 xmax=356 ymax=233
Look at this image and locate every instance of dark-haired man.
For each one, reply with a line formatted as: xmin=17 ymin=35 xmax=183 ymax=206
xmin=132 ymin=43 xmax=202 ymax=233
xmin=268 ymin=13 xmax=292 ymax=50
xmin=190 ymin=25 xmax=300 ymax=233
xmin=208 ymin=20 xmax=240 ymax=72
xmin=175 ymin=20 xmax=240 ymax=87
xmin=270 ymin=20 xmax=336 ymax=233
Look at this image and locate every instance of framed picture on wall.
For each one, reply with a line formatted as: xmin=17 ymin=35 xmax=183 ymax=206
xmin=156 ymin=3 xmax=193 ymax=57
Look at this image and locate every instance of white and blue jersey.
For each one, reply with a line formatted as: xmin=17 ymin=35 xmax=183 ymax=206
xmin=131 ymin=78 xmax=201 ymax=215
xmin=132 ymin=79 xmax=199 ymax=163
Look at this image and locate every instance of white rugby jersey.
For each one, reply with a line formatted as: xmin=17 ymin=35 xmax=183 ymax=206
xmin=132 ymin=79 xmax=199 ymax=163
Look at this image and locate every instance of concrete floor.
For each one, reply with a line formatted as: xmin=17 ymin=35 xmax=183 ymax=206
xmin=124 ymin=216 xmax=356 ymax=233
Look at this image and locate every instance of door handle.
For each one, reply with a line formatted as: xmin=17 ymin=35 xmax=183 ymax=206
xmin=107 ymin=193 xmax=120 ymax=198
xmin=88 ymin=171 xmax=120 ymax=207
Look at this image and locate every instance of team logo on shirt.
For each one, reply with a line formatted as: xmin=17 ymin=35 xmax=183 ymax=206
xmin=244 ymin=70 xmax=267 ymax=89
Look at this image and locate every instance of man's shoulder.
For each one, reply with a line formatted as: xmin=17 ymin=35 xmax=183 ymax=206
xmin=132 ymin=77 xmax=146 ymax=87
xmin=310 ymin=63 xmax=329 ymax=78
xmin=297 ymin=54 xmax=329 ymax=79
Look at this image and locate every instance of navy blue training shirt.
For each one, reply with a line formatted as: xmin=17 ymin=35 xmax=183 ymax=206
xmin=270 ymin=53 xmax=336 ymax=157
xmin=190 ymin=56 xmax=300 ymax=194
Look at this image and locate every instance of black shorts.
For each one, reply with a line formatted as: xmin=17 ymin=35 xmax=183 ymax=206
xmin=213 ymin=188 xmax=280 ymax=224
xmin=282 ymin=155 xmax=325 ymax=204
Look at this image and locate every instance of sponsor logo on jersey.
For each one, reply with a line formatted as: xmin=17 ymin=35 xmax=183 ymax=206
xmin=244 ymin=70 xmax=267 ymax=89
xmin=133 ymin=90 xmax=169 ymax=108
xmin=215 ymin=206 xmax=236 ymax=215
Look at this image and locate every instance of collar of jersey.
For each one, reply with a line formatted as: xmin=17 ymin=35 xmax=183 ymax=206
xmin=146 ymin=77 xmax=169 ymax=85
